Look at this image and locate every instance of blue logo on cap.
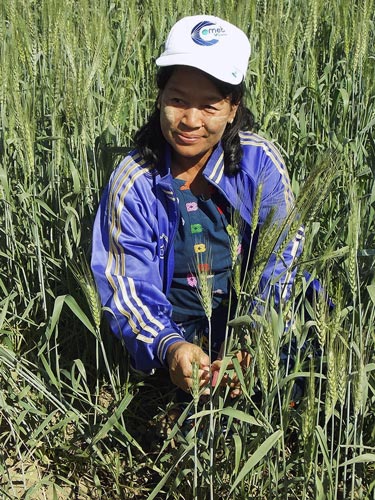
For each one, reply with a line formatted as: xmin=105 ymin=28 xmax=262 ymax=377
xmin=191 ymin=21 xmax=226 ymax=46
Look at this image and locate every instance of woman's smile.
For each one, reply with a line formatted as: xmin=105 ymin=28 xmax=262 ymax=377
xmin=174 ymin=131 xmax=205 ymax=144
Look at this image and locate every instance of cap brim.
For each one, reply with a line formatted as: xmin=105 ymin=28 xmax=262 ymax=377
xmin=155 ymin=53 xmax=243 ymax=85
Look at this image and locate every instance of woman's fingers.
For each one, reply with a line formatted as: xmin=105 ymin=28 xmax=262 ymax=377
xmin=167 ymin=341 xmax=251 ymax=397
xmin=210 ymin=351 xmax=251 ymax=395
xmin=167 ymin=341 xmax=210 ymax=392
xmin=239 ymin=350 xmax=251 ymax=369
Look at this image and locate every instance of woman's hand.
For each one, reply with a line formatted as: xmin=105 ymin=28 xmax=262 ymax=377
xmin=167 ymin=341 xmax=210 ymax=393
xmin=211 ymin=345 xmax=251 ymax=398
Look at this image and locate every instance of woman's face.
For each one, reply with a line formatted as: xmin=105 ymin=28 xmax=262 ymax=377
xmin=159 ymin=66 xmax=238 ymax=168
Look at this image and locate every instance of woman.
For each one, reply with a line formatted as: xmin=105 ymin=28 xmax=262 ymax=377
xmin=91 ymin=15 xmax=303 ymax=396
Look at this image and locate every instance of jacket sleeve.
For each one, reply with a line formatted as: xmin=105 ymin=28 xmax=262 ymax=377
xmin=91 ymin=161 xmax=184 ymax=373
xmin=249 ymin=139 xmax=304 ymax=306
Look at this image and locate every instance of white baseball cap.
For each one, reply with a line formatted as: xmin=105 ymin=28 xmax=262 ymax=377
xmin=156 ymin=15 xmax=251 ymax=85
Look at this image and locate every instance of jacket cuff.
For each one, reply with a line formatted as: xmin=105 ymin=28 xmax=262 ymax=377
xmin=156 ymin=332 xmax=185 ymax=367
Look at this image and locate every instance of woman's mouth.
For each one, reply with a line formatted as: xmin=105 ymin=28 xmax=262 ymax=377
xmin=174 ymin=132 xmax=203 ymax=145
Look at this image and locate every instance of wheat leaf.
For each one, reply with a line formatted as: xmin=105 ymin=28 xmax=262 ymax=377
xmin=229 ymin=429 xmax=283 ymax=494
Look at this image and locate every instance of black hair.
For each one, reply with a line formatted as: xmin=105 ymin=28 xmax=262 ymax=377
xmin=134 ymin=66 xmax=255 ymax=175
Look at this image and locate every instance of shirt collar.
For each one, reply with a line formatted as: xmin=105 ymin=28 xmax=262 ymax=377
xmin=160 ymin=142 xmax=225 ymax=182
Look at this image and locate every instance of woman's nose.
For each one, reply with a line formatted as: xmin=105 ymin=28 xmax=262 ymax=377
xmin=181 ymin=107 xmax=204 ymax=129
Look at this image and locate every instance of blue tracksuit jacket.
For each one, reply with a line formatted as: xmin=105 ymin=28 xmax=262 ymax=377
xmin=91 ymin=131 xmax=304 ymax=372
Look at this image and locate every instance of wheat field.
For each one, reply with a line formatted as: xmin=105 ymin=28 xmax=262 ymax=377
xmin=0 ymin=0 xmax=374 ymax=498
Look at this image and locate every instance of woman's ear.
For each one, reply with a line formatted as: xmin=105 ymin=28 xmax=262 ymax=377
xmin=228 ymin=103 xmax=239 ymax=124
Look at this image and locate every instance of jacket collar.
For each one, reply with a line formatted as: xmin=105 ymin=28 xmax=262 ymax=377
xmin=160 ymin=142 xmax=225 ymax=182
